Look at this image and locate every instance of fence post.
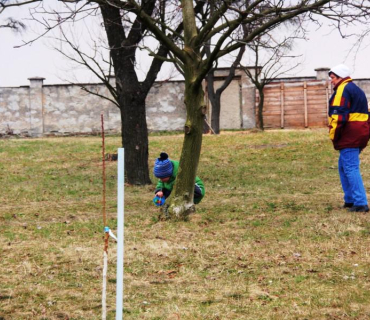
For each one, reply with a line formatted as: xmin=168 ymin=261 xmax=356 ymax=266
xmin=280 ymin=82 xmax=284 ymax=129
xmin=326 ymin=81 xmax=330 ymax=125
xmin=28 ymin=77 xmax=45 ymax=137
xmin=303 ymin=82 xmax=308 ymax=128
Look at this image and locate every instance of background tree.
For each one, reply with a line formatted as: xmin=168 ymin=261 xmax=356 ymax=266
xmin=241 ymin=32 xmax=303 ymax=130
xmin=206 ymin=44 xmax=245 ymax=135
xmin=167 ymin=1 xmax=245 ymax=135
xmin=201 ymin=1 xmax=245 ymax=135
xmin=98 ymin=3 xmax=163 ymax=185
xmin=207 ymin=18 xmax=302 ymax=134
xmin=30 ymin=1 xmax=209 ymax=185
xmin=29 ymin=1 xmax=202 ymax=185
xmin=103 ymin=0 xmax=369 ymax=219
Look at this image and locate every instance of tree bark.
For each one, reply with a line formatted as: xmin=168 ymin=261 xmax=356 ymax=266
xmin=168 ymin=64 xmax=205 ymax=219
xmin=207 ymin=71 xmax=221 ymax=134
xmin=118 ymin=91 xmax=151 ymax=184
xmin=210 ymin=93 xmax=221 ymax=134
xmin=164 ymin=0 xmax=206 ymax=219
xmin=257 ymin=87 xmax=265 ymax=130
xmin=100 ymin=4 xmax=151 ymax=185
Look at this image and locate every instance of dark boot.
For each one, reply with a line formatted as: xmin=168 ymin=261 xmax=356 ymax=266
xmin=348 ymin=205 xmax=369 ymax=212
xmin=343 ymin=202 xmax=354 ymax=208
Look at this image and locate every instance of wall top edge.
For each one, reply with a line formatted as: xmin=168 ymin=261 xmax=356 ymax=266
xmin=28 ymin=77 xmax=45 ymax=80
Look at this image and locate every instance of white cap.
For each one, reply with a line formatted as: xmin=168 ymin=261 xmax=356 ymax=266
xmin=328 ymin=64 xmax=351 ymax=78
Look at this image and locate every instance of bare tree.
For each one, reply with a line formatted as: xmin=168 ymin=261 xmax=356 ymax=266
xmin=206 ymin=46 xmax=245 ymax=134
xmin=190 ymin=0 xmax=246 ymax=135
xmin=96 ymin=2 xmax=203 ymax=185
xmin=27 ymin=1 xmax=205 ymax=185
xmin=242 ymin=32 xmax=303 ymax=130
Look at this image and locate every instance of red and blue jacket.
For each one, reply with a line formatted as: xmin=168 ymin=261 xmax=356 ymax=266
xmin=328 ymin=77 xmax=370 ymax=150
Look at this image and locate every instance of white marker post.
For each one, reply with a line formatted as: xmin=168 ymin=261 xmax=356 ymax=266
xmin=116 ymin=148 xmax=124 ymax=320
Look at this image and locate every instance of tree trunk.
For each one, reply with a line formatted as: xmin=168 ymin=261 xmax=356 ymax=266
xmin=207 ymin=47 xmax=245 ymax=135
xmin=100 ymin=5 xmax=151 ymax=185
xmin=168 ymin=68 xmax=205 ymax=219
xmin=210 ymin=93 xmax=221 ymax=134
xmin=119 ymin=94 xmax=151 ymax=185
xmin=257 ymin=87 xmax=265 ymax=131
xmin=207 ymin=71 xmax=221 ymax=134
xmin=115 ymin=52 xmax=151 ymax=186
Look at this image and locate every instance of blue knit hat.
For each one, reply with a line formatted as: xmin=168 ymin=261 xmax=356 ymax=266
xmin=154 ymin=152 xmax=173 ymax=178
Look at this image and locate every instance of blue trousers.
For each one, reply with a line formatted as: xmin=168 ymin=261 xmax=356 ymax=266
xmin=338 ymin=148 xmax=368 ymax=206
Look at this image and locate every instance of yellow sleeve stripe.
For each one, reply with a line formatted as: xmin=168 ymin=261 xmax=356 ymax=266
xmin=349 ymin=113 xmax=369 ymax=122
xmin=329 ymin=114 xmax=338 ymax=140
xmin=332 ymin=79 xmax=351 ymax=106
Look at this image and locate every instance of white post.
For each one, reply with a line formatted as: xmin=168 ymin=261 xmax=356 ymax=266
xmin=116 ymin=148 xmax=124 ymax=319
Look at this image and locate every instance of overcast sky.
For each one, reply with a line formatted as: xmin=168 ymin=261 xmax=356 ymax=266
xmin=1 ymin=2 xmax=370 ymax=87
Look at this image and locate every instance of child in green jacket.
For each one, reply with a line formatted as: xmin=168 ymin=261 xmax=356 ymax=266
xmin=154 ymin=152 xmax=205 ymax=204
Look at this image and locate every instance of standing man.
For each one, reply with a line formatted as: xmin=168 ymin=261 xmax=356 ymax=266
xmin=328 ymin=64 xmax=370 ymax=212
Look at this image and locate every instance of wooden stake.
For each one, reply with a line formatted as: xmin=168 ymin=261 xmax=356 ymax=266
xmin=101 ymin=113 xmax=110 ymax=320
xmin=303 ymin=82 xmax=308 ymax=128
xmin=280 ymin=82 xmax=284 ymax=129
xmin=326 ymin=81 xmax=330 ymax=125
xmin=101 ymin=113 xmax=107 ymax=228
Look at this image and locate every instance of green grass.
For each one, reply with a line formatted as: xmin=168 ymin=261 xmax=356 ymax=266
xmin=1 ymin=129 xmax=370 ymax=319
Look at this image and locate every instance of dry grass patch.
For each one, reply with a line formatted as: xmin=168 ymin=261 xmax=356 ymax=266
xmin=1 ymin=129 xmax=370 ymax=319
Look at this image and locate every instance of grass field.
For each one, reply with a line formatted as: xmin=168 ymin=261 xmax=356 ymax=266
xmin=1 ymin=129 xmax=370 ymax=320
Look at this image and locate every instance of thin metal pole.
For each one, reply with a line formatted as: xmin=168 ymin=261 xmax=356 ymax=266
xmin=116 ymin=148 xmax=124 ymax=320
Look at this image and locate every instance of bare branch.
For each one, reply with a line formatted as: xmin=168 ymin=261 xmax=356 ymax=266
xmin=53 ymin=23 xmax=119 ymax=104
xmin=0 ymin=17 xmax=25 ymax=30
xmin=79 ymin=84 xmax=119 ymax=107
xmin=0 ymin=0 xmax=41 ymax=13
xmin=13 ymin=2 xmax=96 ymax=48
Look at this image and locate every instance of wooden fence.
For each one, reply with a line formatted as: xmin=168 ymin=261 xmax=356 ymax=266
xmin=257 ymin=80 xmax=331 ymax=129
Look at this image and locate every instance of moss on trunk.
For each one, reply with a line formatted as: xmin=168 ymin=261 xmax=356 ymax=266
xmin=168 ymin=69 xmax=206 ymax=219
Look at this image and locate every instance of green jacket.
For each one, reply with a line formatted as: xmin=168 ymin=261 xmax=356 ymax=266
xmin=155 ymin=160 xmax=205 ymax=197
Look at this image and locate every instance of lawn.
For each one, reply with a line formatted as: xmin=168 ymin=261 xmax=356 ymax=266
xmin=1 ymin=129 xmax=370 ymax=319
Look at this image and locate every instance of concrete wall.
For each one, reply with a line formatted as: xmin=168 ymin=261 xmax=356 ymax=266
xmin=146 ymin=81 xmax=186 ymax=131
xmin=0 ymin=78 xmax=120 ymax=136
xmin=0 ymin=79 xmax=188 ymax=136
xmin=0 ymin=71 xmax=256 ymax=136
xmin=0 ymin=86 xmax=31 ymax=135
xmin=43 ymin=83 xmax=120 ymax=134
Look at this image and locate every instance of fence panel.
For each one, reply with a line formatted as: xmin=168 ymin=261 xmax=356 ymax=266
xmin=257 ymin=80 xmax=330 ymax=129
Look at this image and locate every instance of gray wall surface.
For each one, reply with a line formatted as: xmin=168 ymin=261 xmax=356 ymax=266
xmin=2 ymin=68 xmax=370 ymax=136
xmin=0 ymin=72 xmax=256 ymax=136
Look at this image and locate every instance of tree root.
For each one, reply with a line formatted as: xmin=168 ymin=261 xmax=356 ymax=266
xmin=171 ymin=202 xmax=195 ymax=221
